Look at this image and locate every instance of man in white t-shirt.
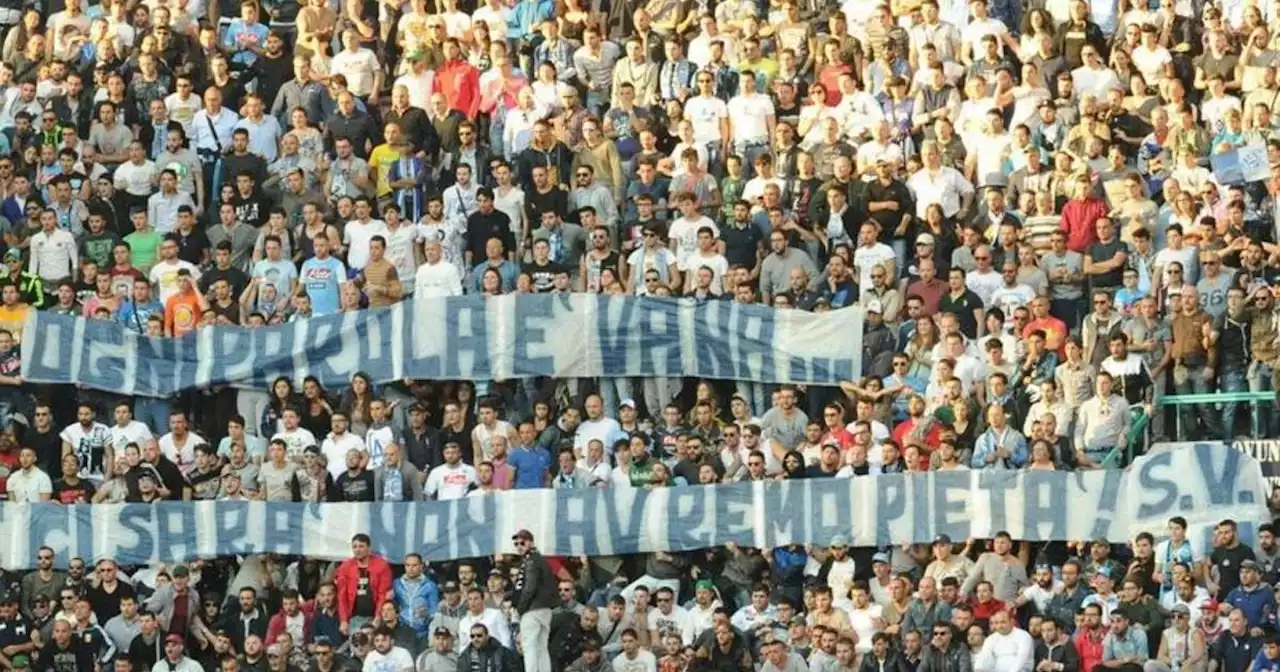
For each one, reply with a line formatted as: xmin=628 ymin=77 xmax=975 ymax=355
xmin=330 ymin=29 xmax=384 ymax=100
xmin=684 ymin=74 xmax=729 ymax=151
xmin=855 ymin=121 xmax=905 ymax=177
xmin=319 ymin=412 xmax=367 ymax=478
xmin=7 ymin=447 xmax=53 ymax=502
xmin=471 ymin=0 xmax=510 ymax=41
xmin=847 ymin=583 xmax=884 ymax=654
xmin=667 ymin=193 xmax=720 ymax=271
xmin=361 ymin=630 xmax=415 ymax=670
xmin=852 ymin=222 xmax=896 ymax=290
xmin=727 ymin=70 xmax=776 ymax=177
xmin=1130 ymin=25 xmax=1173 ymax=85
xmin=270 ymin=407 xmax=317 ymax=463
xmin=149 ymin=236 xmax=202 ymax=304
xmin=60 ymin=403 xmax=113 ymax=482
xmin=960 ymin=0 xmax=1014 ymax=63
xmin=681 ymin=226 xmax=730 ymax=294
xmin=157 ymin=411 xmax=208 ymax=476
xmin=424 ymin=442 xmax=477 ymax=500
xmin=343 ymin=197 xmax=390 ymax=272
xmin=741 ymin=155 xmax=787 ymax=205
xmin=109 ymin=402 xmax=153 ymax=455
xmin=163 ymin=76 xmax=202 ymax=135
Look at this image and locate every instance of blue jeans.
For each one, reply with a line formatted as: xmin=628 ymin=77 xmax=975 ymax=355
xmin=0 ymin=386 xmax=25 ymax=428
xmin=585 ymin=90 xmax=609 ymax=117
xmin=135 ymin=397 xmax=173 ymax=435
xmin=1050 ymin=297 xmax=1085 ymax=336
xmin=890 ymin=239 xmax=909 ymax=278
xmin=735 ymin=142 xmax=770 ymax=179
xmin=1221 ymin=368 xmax=1249 ymax=440
xmin=598 ymin=378 xmax=632 ymax=419
xmin=735 ymin=381 xmax=769 ymax=417
xmin=1174 ymin=365 xmax=1222 ymax=440
xmin=1249 ymin=361 xmax=1278 ymax=436
xmin=489 ymin=110 xmax=507 ymax=161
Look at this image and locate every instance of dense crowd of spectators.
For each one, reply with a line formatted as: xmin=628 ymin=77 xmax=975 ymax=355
xmin=0 ymin=0 xmax=1275 ymax=665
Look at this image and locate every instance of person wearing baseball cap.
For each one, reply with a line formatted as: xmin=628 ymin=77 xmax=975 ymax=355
xmin=924 ymin=534 xmax=973 ymax=582
xmin=417 ymin=627 xmax=460 ymax=670
xmin=511 ymin=529 xmax=558 ymax=671
xmin=152 ymin=632 xmax=201 ymax=671
xmin=1226 ymin=559 xmax=1271 ymax=629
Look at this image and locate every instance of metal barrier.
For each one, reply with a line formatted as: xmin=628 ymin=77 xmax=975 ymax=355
xmin=1156 ymin=391 xmax=1275 ymax=441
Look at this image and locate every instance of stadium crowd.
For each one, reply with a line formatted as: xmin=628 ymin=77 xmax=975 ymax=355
xmin=0 ymin=0 xmax=1278 ymax=665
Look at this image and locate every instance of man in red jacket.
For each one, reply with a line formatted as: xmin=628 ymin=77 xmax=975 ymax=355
xmin=1061 ymin=173 xmax=1107 ymax=254
xmin=435 ymin=39 xmax=481 ymax=120
xmin=264 ymin=589 xmax=313 ymax=648
xmin=335 ymin=533 xmax=393 ymax=636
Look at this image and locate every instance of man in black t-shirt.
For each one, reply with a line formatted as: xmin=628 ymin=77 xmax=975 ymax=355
xmin=24 ymin=405 xmax=64 ymax=477
xmin=1085 ymin=216 xmax=1127 ymax=291
xmin=38 ymin=619 xmax=92 ymax=672
xmin=187 ymin=445 xmax=223 ymax=500
xmin=523 ymin=239 xmax=567 ymax=293
xmin=0 ymin=593 xmax=35 ymax=663
xmin=1211 ymin=519 xmax=1258 ymax=600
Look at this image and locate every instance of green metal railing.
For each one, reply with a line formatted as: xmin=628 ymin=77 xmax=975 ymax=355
xmin=1156 ymin=391 xmax=1275 ymax=442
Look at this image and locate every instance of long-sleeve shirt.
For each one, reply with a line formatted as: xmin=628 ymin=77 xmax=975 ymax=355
xmin=535 ymin=38 xmax=577 ymax=82
xmin=147 ymin=191 xmax=196 ymax=235
xmin=961 ymin=553 xmax=1030 ymax=603
xmin=393 ymin=575 xmax=441 ymax=637
xmin=611 ymin=59 xmax=658 ymax=107
xmin=975 ymin=628 xmax=1035 ymax=672
xmin=970 ymin=426 xmax=1028 ymax=470
xmin=759 ymin=249 xmax=819 ymax=300
xmin=573 ymin=43 xmax=621 ymax=96
xmin=1101 ymin=628 xmax=1148 ymax=663
xmin=414 ymin=261 xmax=464 ymax=297
xmin=1073 ymin=394 xmax=1131 ymax=455
xmin=436 ymin=59 xmax=482 ymax=120
xmin=73 ymin=622 xmax=117 ymax=666
xmin=1060 ymin=197 xmax=1107 ymax=253
xmin=1170 ymin=311 xmax=1216 ymax=367
xmin=29 ymin=229 xmax=78 ymax=281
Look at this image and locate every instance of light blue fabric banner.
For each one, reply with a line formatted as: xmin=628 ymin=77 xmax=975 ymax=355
xmin=0 ymin=444 xmax=1264 ymax=568
xmin=19 ymin=294 xmax=864 ymax=394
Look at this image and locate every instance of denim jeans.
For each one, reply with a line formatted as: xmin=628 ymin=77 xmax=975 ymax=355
xmin=1173 ymin=365 xmax=1223 ymax=440
xmin=641 ymin=377 xmax=680 ymax=417
xmin=489 ymin=110 xmax=507 ymax=161
xmin=135 ymin=397 xmax=173 ymax=436
xmin=1050 ymin=297 xmax=1086 ymax=336
xmin=585 ymin=90 xmax=609 ymax=117
xmin=1150 ymin=368 xmax=1168 ymax=439
xmin=0 ymin=386 xmax=26 ymax=428
xmin=735 ymin=381 xmax=769 ymax=417
xmin=236 ymin=390 xmax=272 ymax=437
xmin=735 ymin=142 xmax=770 ymax=179
xmin=1221 ymin=368 xmax=1249 ymax=440
xmin=598 ymin=378 xmax=633 ymax=417
xmin=1249 ymin=360 xmax=1278 ymax=437
xmin=890 ymin=239 xmax=909 ymax=278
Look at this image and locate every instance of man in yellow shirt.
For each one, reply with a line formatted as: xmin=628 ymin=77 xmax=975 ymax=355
xmin=368 ymin=122 xmax=408 ymax=209
xmin=737 ymin=37 xmax=779 ymax=91
xmin=0 ymin=282 xmax=30 ymax=344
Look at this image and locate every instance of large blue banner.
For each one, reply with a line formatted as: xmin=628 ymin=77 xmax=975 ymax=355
xmin=0 ymin=444 xmax=1264 ymax=569
xmin=19 ymin=295 xmax=864 ymax=394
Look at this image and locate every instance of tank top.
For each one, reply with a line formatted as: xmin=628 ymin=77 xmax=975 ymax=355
xmin=297 ymin=224 xmax=326 ymax=260
xmin=584 ymin=251 xmax=620 ymax=292
xmin=473 ymin=421 xmax=513 ymax=461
